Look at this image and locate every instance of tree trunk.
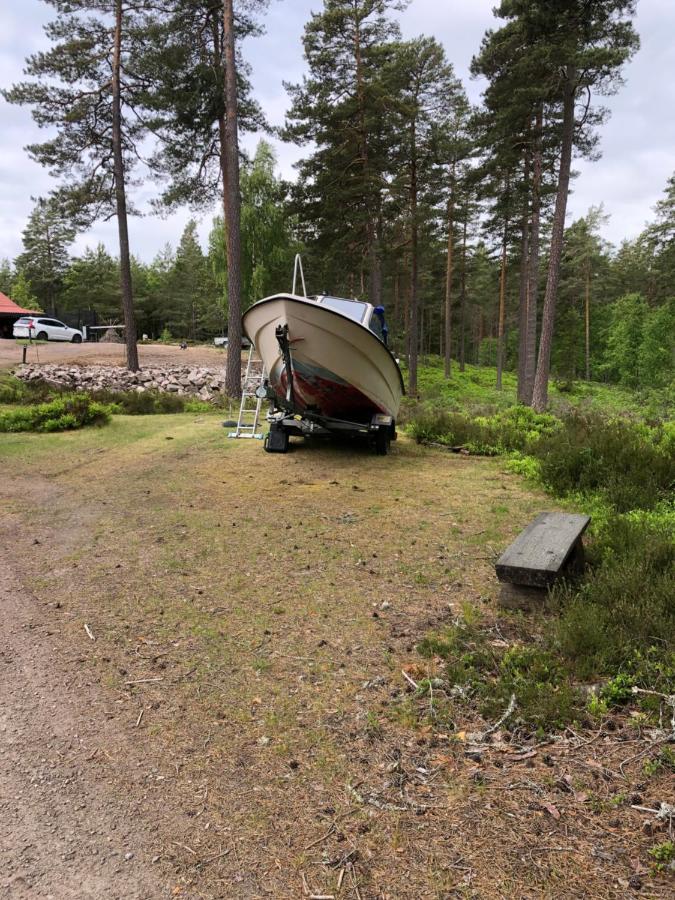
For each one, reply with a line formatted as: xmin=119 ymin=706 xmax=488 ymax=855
xmin=531 ymin=79 xmax=575 ymax=410
xmin=516 ymin=146 xmax=531 ymax=401
xmin=408 ymin=123 xmax=419 ymax=396
xmin=222 ymin=0 xmax=243 ymax=399
xmin=352 ymin=14 xmax=379 ymax=307
xmin=112 ymin=0 xmax=139 ymax=372
xmin=496 ymin=213 xmax=508 ymax=390
xmin=523 ymin=105 xmax=543 ymax=405
xmin=403 ymin=253 xmax=410 ymax=361
xmin=459 ymin=215 xmax=468 ymax=373
xmin=584 ymin=257 xmax=591 ymax=380
xmin=444 ymin=164 xmax=455 ymax=377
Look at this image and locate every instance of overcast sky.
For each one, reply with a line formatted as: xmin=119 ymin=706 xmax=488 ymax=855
xmin=1 ymin=0 xmax=674 ymax=264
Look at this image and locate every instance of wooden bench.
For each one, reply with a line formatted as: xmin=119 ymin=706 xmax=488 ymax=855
xmin=496 ymin=512 xmax=591 ymax=597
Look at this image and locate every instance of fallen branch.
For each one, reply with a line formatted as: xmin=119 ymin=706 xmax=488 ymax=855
xmin=485 ymin=692 xmax=517 ymax=736
xmin=304 ymin=824 xmax=335 ymax=851
xmin=172 ymin=841 xmax=197 ymax=855
xmin=84 ymin=623 xmax=95 ymax=641
xmin=198 ymin=848 xmax=230 ymax=866
xmin=401 ymin=669 xmax=419 ymax=691
xmin=125 ymin=677 xmax=164 ymax=686
xmin=349 ymin=862 xmax=363 ymax=900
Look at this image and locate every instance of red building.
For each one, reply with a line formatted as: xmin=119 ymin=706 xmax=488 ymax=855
xmin=0 ymin=292 xmax=38 ymax=339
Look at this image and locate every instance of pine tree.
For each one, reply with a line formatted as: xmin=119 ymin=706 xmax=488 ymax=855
xmin=210 ymin=141 xmax=301 ymax=315
xmin=285 ymin=0 xmax=404 ymax=303
xmin=386 ymin=36 xmax=464 ymax=395
xmin=500 ymin=0 xmax=642 ymax=410
xmin=2 ymin=0 xmax=152 ymax=370
xmin=61 ymin=245 xmax=121 ymax=319
xmin=440 ymin=91 xmax=471 ymax=377
xmin=10 ymin=271 xmax=40 ymax=311
xmin=15 ymin=197 xmax=75 ymax=315
xmin=137 ymin=0 xmax=266 ymax=396
xmin=0 ymin=260 xmax=13 ymax=297
xmin=646 ymin=172 xmax=675 ymax=303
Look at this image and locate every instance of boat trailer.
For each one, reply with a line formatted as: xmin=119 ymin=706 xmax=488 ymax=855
xmin=261 ymin=323 xmax=396 ymax=455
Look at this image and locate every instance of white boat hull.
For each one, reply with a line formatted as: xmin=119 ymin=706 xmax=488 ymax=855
xmin=243 ymin=294 xmax=404 ymax=422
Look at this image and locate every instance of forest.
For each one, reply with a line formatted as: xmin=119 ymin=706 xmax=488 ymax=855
xmin=1 ymin=0 xmax=673 ymax=407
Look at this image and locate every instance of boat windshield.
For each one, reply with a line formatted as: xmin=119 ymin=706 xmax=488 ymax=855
xmin=318 ymin=296 xmax=368 ymax=324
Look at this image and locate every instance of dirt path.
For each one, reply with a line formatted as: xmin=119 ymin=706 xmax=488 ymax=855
xmin=0 ymin=556 xmax=175 ymax=900
xmin=0 ymin=339 xmax=231 ymax=370
xmin=1 ymin=418 xmax=671 ymax=898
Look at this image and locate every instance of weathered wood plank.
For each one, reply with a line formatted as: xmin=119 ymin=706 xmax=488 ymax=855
xmin=495 ymin=512 xmax=590 ymax=588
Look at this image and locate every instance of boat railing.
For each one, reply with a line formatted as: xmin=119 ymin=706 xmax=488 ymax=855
xmin=292 ymin=253 xmax=307 ymax=298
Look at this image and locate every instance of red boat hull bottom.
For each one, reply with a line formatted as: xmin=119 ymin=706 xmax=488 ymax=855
xmin=275 ymin=358 xmax=387 ymax=422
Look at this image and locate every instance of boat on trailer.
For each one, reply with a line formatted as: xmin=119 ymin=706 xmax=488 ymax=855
xmin=242 ymin=261 xmax=404 ymax=454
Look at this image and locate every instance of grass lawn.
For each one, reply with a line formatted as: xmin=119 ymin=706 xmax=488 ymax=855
xmin=1 ymin=413 xmax=672 ymax=897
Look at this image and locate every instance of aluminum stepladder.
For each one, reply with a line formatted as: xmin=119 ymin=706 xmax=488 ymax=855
xmin=228 ymin=344 xmax=266 ymax=439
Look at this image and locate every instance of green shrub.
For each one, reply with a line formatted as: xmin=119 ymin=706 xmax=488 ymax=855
xmin=554 ymin=514 xmax=675 ymax=679
xmin=87 ymin=388 xmax=189 ymax=414
xmin=418 ymin=619 xmax=584 ymax=731
xmin=0 ymin=377 xmax=217 ymax=415
xmin=0 ymin=395 xmax=111 ymax=432
xmin=534 ymin=413 xmax=674 ymax=512
xmin=0 ymin=374 xmax=53 ymax=405
xmin=408 ymin=405 xmax=560 ymax=455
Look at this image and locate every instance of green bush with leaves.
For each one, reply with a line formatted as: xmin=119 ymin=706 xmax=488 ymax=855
xmin=0 ymin=395 xmax=111 ymax=432
xmin=534 ymin=413 xmax=674 ymax=512
xmin=88 ymin=388 xmax=212 ymax=415
xmin=408 ymin=404 xmax=560 ymax=455
xmin=0 ymin=375 xmax=217 ymax=415
xmin=554 ymin=511 xmax=675 ymax=680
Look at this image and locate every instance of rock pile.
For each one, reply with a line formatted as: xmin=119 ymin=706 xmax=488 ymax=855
xmin=16 ymin=364 xmax=228 ymax=402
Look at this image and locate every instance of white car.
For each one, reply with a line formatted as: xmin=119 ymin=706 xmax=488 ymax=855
xmin=13 ymin=316 xmax=83 ymax=343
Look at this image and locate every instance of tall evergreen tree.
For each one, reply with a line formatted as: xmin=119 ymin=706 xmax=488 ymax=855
xmin=386 ymin=36 xmax=464 ymax=395
xmin=646 ymin=172 xmax=675 ymax=302
xmin=210 ymin=141 xmax=301 ymax=314
xmin=3 ymin=0 xmax=153 ymax=370
xmin=15 ymin=197 xmax=75 ymax=315
xmin=61 ymin=244 xmax=121 ymax=319
xmin=0 ymin=260 xmax=13 ymax=297
xmin=137 ymin=0 xmax=266 ymax=396
xmin=496 ymin=0 xmax=642 ymax=410
xmin=285 ymin=0 xmax=405 ymax=303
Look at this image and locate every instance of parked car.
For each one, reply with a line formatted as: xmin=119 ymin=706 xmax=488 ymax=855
xmin=213 ymin=335 xmax=252 ymax=349
xmin=13 ymin=316 xmax=83 ymax=343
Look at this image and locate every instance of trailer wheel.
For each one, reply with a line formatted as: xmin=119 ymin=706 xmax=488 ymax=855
xmin=374 ymin=427 xmax=390 ymax=456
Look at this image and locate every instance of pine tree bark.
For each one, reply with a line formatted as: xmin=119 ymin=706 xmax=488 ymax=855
xmin=496 ymin=215 xmax=508 ymax=390
xmin=584 ymin=257 xmax=591 ymax=380
xmin=353 ymin=14 xmax=380 ymax=306
xmin=459 ymin=215 xmax=468 ymax=373
xmin=112 ymin=0 xmax=139 ymax=372
xmin=222 ymin=0 xmax=243 ymax=399
xmin=407 ymin=122 xmax=419 ymax=396
xmin=523 ymin=104 xmax=543 ymax=405
xmin=516 ymin=147 xmax=530 ymax=401
xmin=526 ymin=94 xmax=564 ymax=411
xmin=444 ymin=164 xmax=455 ymax=378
